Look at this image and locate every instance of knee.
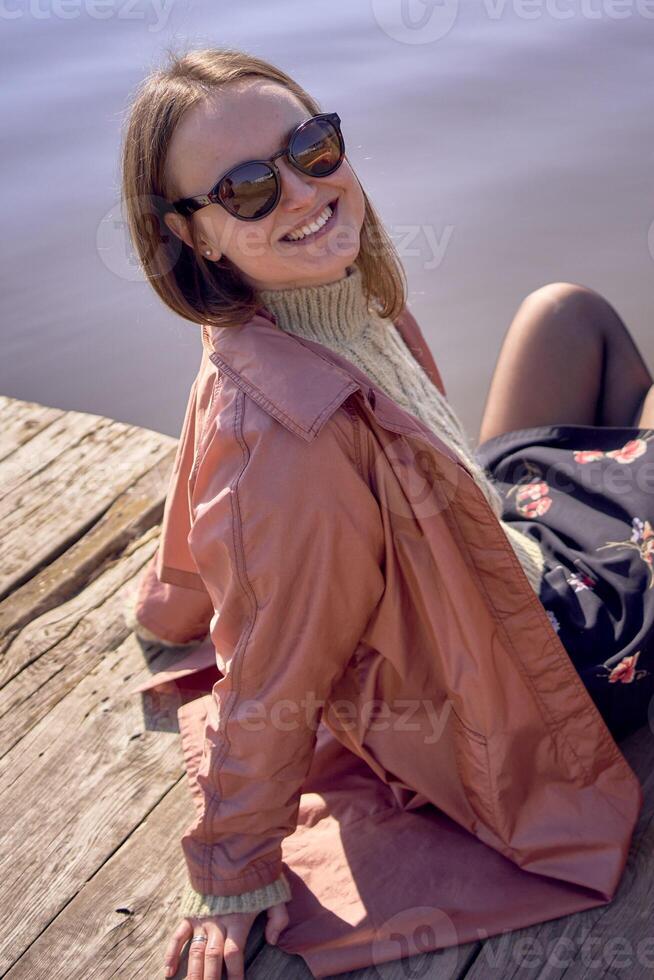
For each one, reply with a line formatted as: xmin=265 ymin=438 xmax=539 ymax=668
xmin=515 ymin=281 xmax=613 ymax=332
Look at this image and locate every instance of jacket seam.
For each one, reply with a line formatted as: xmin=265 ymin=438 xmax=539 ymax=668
xmin=339 ymin=397 xmax=365 ymax=480
xmin=199 ymin=387 xmax=262 ymax=890
xmin=190 ymin=372 xmax=223 ymax=486
xmin=450 ymin=706 xmax=502 ymax=832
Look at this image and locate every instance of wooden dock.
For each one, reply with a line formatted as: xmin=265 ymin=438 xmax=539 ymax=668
xmin=2 ymin=393 xmax=654 ymax=979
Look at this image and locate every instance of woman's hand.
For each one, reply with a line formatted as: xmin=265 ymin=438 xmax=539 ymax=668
xmin=163 ymin=902 xmax=290 ymax=979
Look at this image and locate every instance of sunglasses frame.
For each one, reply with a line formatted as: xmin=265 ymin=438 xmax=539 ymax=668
xmin=170 ymin=111 xmax=344 ymax=221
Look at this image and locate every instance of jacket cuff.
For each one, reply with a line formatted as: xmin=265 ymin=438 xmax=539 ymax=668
xmin=178 ymin=873 xmax=292 ymax=917
xmin=123 ymin=586 xmax=201 ymax=648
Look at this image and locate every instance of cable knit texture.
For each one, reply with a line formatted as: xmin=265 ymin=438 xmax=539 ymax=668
xmin=258 ymin=264 xmax=546 ymax=594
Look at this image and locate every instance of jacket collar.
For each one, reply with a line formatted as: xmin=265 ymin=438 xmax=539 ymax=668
xmin=202 ymin=310 xmax=371 ymax=443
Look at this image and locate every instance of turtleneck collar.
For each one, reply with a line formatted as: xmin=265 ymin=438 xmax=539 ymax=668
xmin=256 ymin=263 xmax=373 ymax=344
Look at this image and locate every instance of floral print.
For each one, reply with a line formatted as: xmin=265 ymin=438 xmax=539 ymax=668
xmin=607 ymin=438 xmax=649 ymax=463
xmin=595 ymin=516 xmax=654 ymax=589
xmin=516 ymin=484 xmax=552 ymax=518
xmin=475 ymin=422 xmax=654 ymax=736
xmin=566 ymin=570 xmax=595 ymax=592
xmin=596 ymin=650 xmax=650 ymax=684
xmin=506 ymin=466 xmax=553 ymax=519
xmin=545 ymin=609 xmax=560 ymax=633
xmin=573 ymin=433 xmax=653 ymax=465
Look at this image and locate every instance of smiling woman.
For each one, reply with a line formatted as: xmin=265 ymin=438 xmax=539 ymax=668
xmin=119 ymin=43 xmax=651 ymax=980
xmin=118 ymin=44 xmax=407 ymax=977
xmin=120 ymin=48 xmax=406 ymax=325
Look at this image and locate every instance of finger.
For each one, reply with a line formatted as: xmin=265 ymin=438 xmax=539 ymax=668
xmin=163 ymin=917 xmax=193 ymax=977
xmin=200 ymin=923 xmax=226 ymax=980
xmin=186 ymin=923 xmax=210 ymax=980
xmin=265 ymin=903 xmax=290 ymax=946
xmin=222 ymin=932 xmax=245 ymax=980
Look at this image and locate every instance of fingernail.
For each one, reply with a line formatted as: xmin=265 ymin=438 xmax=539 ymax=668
xmin=164 ymin=968 xmax=173 ymax=977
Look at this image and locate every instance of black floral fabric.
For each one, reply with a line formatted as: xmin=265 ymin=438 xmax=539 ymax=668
xmin=474 ymin=424 xmax=654 ymax=742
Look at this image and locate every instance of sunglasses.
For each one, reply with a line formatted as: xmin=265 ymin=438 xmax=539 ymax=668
xmin=170 ymin=111 xmax=345 ymax=221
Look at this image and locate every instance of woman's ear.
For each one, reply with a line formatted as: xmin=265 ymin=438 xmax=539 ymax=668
xmin=163 ymin=211 xmax=194 ymax=250
xmin=163 ymin=212 xmax=222 ymax=261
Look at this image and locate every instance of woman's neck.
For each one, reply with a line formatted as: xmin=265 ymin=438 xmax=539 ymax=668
xmin=257 ymin=264 xmax=374 ymax=344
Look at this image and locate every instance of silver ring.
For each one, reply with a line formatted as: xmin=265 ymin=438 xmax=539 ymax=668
xmin=191 ymin=934 xmax=208 ymax=944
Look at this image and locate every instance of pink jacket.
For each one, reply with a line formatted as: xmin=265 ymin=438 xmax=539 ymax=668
xmin=129 ymin=304 xmax=642 ymax=977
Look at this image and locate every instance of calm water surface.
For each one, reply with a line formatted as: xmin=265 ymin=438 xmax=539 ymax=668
xmin=2 ymin=1 xmax=654 ymax=441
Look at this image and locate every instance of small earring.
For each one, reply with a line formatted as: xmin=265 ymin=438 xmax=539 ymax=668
xmin=204 ymin=249 xmax=211 ymax=256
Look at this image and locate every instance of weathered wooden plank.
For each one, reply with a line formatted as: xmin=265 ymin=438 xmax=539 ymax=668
xmin=2 ymin=777 xmax=270 ymax=979
xmin=0 ymin=411 xmax=103 ymax=502
xmin=0 ymin=531 xmax=159 ymax=760
xmin=0 ymin=410 xmax=175 ymax=600
xmin=0 ymin=448 xmax=176 ymax=667
xmin=0 ymin=396 xmax=65 ymax=463
xmin=0 ymin=599 xmax=211 ymax=973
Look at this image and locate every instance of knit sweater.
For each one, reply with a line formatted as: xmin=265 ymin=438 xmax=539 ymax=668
xmin=175 ymin=263 xmax=546 ymax=920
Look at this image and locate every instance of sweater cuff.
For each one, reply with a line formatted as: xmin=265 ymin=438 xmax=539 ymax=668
xmin=178 ymin=873 xmax=292 ymax=917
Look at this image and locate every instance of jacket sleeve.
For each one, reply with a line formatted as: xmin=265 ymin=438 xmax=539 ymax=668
xmin=180 ymin=394 xmax=386 ymax=896
xmin=124 ymin=366 xmax=217 ymax=648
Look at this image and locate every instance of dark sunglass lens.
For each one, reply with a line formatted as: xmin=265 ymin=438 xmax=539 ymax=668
xmin=291 ymin=118 xmax=343 ymax=176
xmin=218 ymin=162 xmax=278 ymax=218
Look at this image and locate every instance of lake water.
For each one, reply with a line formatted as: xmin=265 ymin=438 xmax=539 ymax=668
xmin=3 ymin=0 xmax=654 ymax=442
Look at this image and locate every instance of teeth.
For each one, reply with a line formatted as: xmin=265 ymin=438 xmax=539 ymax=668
xmin=283 ymin=203 xmax=333 ymax=242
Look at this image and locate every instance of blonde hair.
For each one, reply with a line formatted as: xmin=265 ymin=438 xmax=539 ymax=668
xmin=119 ymin=45 xmax=407 ymax=328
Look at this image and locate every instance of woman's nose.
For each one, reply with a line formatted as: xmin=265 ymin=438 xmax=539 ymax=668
xmin=277 ymin=158 xmax=317 ymax=209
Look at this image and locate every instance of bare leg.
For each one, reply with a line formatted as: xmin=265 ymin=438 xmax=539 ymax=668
xmin=477 ymin=282 xmax=654 ymax=445
xmin=637 ymin=384 xmax=654 ymax=427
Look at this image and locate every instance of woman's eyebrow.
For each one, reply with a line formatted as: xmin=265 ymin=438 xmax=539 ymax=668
xmin=200 ymin=113 xmax=310 ymax=190
xmin=235 ymin=115 xmax=310 ymax=165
